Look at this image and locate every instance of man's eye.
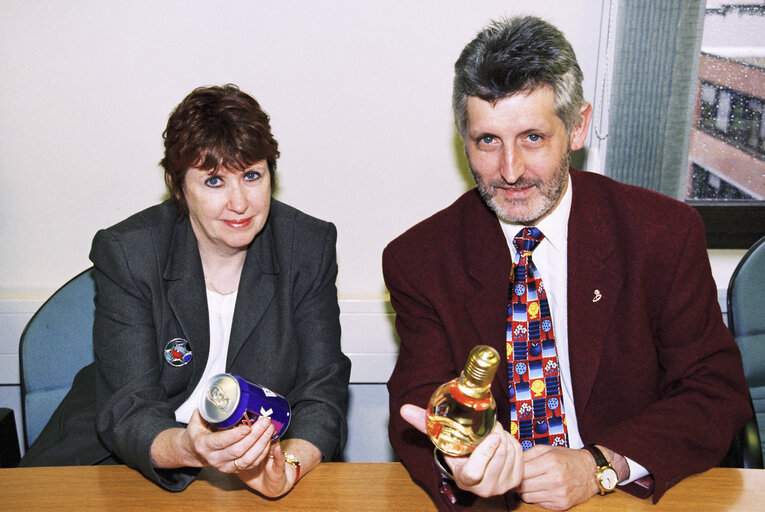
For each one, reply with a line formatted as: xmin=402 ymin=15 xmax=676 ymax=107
xmin=480 ymin=135 xmax=495 ymax=145
xmin=205 ymin=176 xmax=222 ymax=187
xmin=528 ymin=133 xmax=541 ymax=142
xmin=244 ymin=171 xmax=261 ymax=181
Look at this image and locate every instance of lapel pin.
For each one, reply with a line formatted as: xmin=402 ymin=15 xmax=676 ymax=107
xmin=592 ymin=289 xmax=602 ymax=303
xmin=164 ymin=338 xmax=193 ymax=367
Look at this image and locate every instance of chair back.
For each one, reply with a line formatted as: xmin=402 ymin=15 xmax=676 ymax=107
xmin=727 ymin=235 xmax=765 ymax=466
xmin=19 ymin=268 xmax=96 ymax=448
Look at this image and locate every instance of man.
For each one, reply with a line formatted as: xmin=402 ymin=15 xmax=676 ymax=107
xmin=383 ymin=16 xmax=751 ymax=511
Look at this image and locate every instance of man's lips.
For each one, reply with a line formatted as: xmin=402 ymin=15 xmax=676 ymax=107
xmin=223 ymin=217 xmax=253 ymax=229
xmin=495 ymin=184 xmax=535 ymax=199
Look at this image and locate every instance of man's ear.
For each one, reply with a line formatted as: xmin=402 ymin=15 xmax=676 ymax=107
xmin=569 ymin=103 xmax=593 ymax=151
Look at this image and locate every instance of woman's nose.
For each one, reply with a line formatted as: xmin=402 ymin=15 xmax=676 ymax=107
xmin=227 ymin=184 xmax=248 ymax=213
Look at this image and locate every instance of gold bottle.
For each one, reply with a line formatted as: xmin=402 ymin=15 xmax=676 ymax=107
xmin=426 ymin=345 xmax=499 ymax=456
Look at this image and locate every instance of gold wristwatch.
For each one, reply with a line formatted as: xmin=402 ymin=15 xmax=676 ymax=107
xmin=583 ymin=445 xmax=618 ymax=495
xmin=283 ymin=451 xmax=301 ymax=482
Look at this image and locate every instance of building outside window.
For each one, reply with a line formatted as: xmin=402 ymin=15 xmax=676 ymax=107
xmin=688 ymin=2 xmax=765 ymax=202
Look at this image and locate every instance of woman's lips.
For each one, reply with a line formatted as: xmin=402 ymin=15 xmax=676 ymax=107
xmin=223 ymin=217 xmax=253 ymax=229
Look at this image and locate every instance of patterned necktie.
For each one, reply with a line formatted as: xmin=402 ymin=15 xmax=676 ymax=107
xmin=506 ymin=227 xmax=568 ymax=451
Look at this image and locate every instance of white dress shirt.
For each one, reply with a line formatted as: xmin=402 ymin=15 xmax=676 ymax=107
xmin=498 ymin=176 xmax=648 ymax=484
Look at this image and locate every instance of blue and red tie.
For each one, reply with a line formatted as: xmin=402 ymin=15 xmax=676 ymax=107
xmin=507 ymin=227 xmax=568 ymax=450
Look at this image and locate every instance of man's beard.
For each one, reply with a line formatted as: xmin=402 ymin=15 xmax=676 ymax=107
xmin=470 ymin=146 xmax=571 ymax=224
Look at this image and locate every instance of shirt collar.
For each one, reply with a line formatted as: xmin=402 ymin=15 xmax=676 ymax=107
xmin=498 ymin=174 xmax=572 ymax=252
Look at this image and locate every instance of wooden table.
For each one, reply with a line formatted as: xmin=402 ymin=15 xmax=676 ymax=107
xmin=1 ymin=463 xmax=763 ymax=511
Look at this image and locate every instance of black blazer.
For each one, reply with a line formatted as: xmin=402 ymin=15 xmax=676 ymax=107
xmin=21 ymin=199 xmax=351 ymax=491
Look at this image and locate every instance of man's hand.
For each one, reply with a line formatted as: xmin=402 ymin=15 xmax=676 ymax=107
xmin=518 ymin=445 xmax=599 ymax=510
xmin=400 ymin=404 xmax=523 ymax=497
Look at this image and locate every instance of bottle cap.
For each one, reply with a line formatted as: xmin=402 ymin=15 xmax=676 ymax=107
xmin=464 ymin=345 xmax=500 ymax=384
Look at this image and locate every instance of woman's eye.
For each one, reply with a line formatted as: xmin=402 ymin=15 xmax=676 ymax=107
xmin=243 ymin=171 xmax=261 ymax=181
xmin=205 ymin=176 xmax=222 ymax=187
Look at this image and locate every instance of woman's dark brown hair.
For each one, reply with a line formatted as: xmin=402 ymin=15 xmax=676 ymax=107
xmin=160 ymin=84 xmax=280 ymax=213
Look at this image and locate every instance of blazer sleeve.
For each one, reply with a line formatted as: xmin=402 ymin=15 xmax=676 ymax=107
xmin=383 ymin=244 xmax=479 ymax=512
xmin=586 ymin=210 xmax=751 ymax=501
xmin=90 ymin=229 xmax=198 ymax=491
xmin=281 ymin=221 xmax=351 ymax=460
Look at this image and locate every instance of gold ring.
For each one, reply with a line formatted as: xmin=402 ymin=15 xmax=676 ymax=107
xmin=233 ymin=459 xmax=246 ymax=472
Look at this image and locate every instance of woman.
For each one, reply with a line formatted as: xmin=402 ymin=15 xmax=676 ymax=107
xmin=20 ymin=84 xmax=351 ymax=497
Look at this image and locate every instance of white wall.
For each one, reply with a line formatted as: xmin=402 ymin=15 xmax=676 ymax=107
xmin=0 ymin=0 xmax=749 ymax=459
xmin=1 ymin=0 xmax=604 ymax=300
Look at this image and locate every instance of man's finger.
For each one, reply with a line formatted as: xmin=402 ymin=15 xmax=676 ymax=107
xmin=400 ymin=404 xmax=428 ymax=435
xmin=522 ymin=443 xmax=552 ymax=463
xmin=455 ymin=433 xmax=501 ymax=486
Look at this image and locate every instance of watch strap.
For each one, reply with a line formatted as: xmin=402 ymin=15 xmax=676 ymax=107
xmin=583 ymin=444 xmax=616 ymax=495
xmin=433 ymin=447 xmax=455 ymax=480
xmin=583 ymin=444 xmax=609 ymax=467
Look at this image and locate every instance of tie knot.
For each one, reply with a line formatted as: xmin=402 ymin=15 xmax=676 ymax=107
xmin=513 ymin=227 xmax=544 ymax=253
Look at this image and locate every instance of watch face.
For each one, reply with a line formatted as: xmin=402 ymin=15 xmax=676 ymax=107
xmin=600 ymin=467 xmax=618 ymax=491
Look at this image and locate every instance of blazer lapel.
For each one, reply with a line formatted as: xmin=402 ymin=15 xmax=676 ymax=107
xmin=463 ymin=193 xmax=514 ymax=404
xmin=164 ymin=217 xmax=210 ymax=387
xmin=567 ymin=170 xmax=623 ymax=414
xmin=227 ymin=214 xmax=279 ymax=368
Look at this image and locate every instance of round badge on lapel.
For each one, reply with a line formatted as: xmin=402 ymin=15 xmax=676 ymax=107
xmin=164 ymin=338 xmax=192 ymax=367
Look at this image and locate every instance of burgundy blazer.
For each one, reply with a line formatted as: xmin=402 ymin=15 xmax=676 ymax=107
xmin=383 ymin=169 xmax=751 ymax=511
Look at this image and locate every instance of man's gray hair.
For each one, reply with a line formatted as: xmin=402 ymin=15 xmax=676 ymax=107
xmin=453 ymin=16 xmax=586 ymax=138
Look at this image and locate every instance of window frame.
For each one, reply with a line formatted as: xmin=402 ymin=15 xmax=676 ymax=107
xmin=690 ymin=202 xmax=765 ymax=248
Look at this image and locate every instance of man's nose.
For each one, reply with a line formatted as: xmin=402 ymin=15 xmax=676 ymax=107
xmin=499 ymin=147 xmax=526 ymax=184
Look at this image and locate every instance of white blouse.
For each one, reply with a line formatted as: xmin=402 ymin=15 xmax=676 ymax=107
xmin=174 ymin=289 xmax=237 ymax=423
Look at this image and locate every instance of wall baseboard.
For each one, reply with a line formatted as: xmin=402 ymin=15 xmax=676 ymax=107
xmin=0 ymin=291 xmax=728 ymax=386
xmin=0 ymin=298 xmax=400 ymax=386
xmin=0 ymin=292 xmax=728 ymax=461
xmin=0 ymin=298 xmax=400 ymax=461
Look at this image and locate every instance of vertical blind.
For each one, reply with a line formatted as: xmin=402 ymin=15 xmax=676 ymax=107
xmin=605 ymin=0 xmax=706 ymax=199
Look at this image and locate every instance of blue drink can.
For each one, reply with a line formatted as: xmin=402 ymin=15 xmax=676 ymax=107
xmin=199 ymin=373 xmax=291 ymax=439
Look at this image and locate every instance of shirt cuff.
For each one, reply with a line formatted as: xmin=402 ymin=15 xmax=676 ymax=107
xmin=618 ymin=456 xmax=650 ymax=486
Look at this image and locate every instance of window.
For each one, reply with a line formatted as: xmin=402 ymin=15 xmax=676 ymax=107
xmin=687 ymin=2 xmax=765 ymax=247
xmin=690 ymin=163 xmax=755 ymax=199
xmin=690 ymin=69 xmax=765 ymax=200
xmin=602 ymin=1 xmax=765 ymax=249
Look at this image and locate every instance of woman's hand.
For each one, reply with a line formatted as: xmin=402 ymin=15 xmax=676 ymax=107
xmin=151 ymin=411 xmax=321 ymax=498
xmin=151 ymin=410 xmax=274 ymax=473
xmin=183 ymin=410 xmax=275 ymax=474
xmin=238 ymin=437 xmax=322 ymax=497
xmin=235 ymin=441 xmax=296 ymax=497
